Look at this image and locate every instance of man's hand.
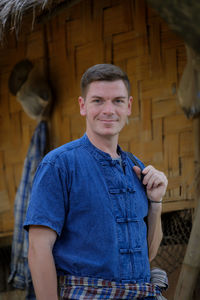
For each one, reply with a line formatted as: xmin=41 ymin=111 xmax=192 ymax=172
xmin=133 ymin=165 xmax=168 ymax=202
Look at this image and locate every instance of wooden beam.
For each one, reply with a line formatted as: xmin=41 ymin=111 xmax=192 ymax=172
xmin=162 ymin=199 xmax=196 ymax=213
xmin=194 ymin=118 xmax=200 ymax=207
xmin=146 ymin=0 xmax=200 ymax=55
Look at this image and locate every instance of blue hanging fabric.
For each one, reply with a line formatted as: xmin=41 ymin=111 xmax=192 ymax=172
xmin=8 ymin=120 xmax=48 ymax=299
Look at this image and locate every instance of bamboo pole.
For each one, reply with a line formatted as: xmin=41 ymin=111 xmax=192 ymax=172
xmin=174 ymin=117 xmax=200 ymax=299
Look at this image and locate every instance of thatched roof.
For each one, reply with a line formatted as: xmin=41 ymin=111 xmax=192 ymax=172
xmin=0 ymin=0 xmax=82 ymax=40
xmin=1 ymin=0 xmax=200 ymax=56
xmin=0 ymin=0 xmax=52 ymax=39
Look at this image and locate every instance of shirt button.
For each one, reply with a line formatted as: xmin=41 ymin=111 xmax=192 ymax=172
xmin=119 ymin=248 xmax=134 ymax=254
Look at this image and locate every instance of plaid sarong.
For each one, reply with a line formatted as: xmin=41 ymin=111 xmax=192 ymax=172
xmin=59 ymin=268 xmax=168 ymax=299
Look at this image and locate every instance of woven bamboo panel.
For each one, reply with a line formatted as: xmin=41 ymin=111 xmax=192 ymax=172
xmin=0 ymin=0 xmax=195 ymax=236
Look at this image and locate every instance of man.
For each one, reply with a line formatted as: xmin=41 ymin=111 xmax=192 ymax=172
xmin=24 ymin=64 xmax=168 ymax=300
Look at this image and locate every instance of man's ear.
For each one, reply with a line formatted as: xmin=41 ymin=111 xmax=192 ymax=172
xmin=78 ymin=96 xmax=86 ymax=116
xmin=127 ymin=96 xmax=133 ymax=116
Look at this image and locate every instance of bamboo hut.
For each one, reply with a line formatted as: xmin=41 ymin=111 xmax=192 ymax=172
xmin=0 ymin=0 xmax=199 ymax=299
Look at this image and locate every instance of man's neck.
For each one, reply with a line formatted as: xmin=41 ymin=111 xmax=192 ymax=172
xmin=86 ymin=131 xmax=119 ymax=158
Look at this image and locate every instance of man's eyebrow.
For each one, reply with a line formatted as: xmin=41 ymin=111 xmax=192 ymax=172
xmin=90 ymin=96 xmax=127 ymax=99
xmin=113 ymin=96 xmax=127 ymax=99
xmin=91 ymin=96 xmax=103 ymax=99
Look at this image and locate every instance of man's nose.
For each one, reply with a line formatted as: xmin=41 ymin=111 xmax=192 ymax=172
xmin=102 ymin=101 xmax=114 ymax=114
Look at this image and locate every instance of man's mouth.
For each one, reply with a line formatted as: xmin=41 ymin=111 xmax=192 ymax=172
xmin=98 ymin=119 xmax=118 ymax=122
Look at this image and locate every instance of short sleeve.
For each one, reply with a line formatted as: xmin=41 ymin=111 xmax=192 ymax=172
xmin=24 ymin=162 xmax=68 ymax=236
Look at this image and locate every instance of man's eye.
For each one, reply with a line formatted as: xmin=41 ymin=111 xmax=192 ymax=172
xmin=93 ymin=99 xmax=101 ymax=103
xmin=115 ymin=99 xmax=124 ymax=104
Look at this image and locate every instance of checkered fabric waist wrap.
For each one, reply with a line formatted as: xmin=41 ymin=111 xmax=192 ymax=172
xmin=59 ymin=268 xmax=168 ymax=299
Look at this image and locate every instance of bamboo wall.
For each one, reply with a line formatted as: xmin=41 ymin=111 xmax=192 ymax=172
xmin=0 ymin=0 xmax=195 ymax=237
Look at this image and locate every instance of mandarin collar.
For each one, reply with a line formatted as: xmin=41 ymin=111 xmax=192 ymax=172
xmin=81 ymin=133 xmax=127 ymax=162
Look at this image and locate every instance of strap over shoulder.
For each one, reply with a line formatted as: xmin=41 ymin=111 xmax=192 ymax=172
xmin=126 ymin=152 xmax=145 ymax=182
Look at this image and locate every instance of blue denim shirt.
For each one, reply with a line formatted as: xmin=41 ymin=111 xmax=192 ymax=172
xmin=24 ymin=134 xmax=151 ymax=284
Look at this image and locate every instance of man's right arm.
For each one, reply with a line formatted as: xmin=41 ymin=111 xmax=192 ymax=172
xmin=28 ymin=225 xmax=58 ymax=300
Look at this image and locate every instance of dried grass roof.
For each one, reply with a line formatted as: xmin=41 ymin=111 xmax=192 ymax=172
xmin=0 ymin=0 xmax=52 ymax=39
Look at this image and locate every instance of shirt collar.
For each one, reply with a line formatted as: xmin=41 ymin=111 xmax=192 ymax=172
xmin=81 ymin=133 xmax=127 ymax=163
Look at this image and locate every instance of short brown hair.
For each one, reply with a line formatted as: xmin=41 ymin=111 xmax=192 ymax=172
xmin=81 ymin=64 xmax=130 ymax=97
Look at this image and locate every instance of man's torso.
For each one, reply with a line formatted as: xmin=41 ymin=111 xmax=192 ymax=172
xmin=24 ymin=134 xmax=150 ymax=283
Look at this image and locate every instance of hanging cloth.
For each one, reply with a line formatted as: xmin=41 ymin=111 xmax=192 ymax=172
xmin=8 ymin=120 xmax=48 ymax=299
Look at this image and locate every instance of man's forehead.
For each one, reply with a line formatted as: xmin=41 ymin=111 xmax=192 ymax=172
xmin=85 ymin=80 xmax=128 ymax=96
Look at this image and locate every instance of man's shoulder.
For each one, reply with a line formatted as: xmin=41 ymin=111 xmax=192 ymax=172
xmin=42 ymin=136 xmax=85 ymax=165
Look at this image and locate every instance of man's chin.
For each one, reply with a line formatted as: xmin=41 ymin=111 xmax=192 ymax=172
xmin=97 ymin=130 xmax=120 ymax=138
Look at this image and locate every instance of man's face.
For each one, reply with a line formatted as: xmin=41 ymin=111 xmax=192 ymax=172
xmin=79 ymin=80 xmax=132 ymax=139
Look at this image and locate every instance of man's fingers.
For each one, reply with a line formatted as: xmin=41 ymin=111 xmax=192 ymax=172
xmin=133 ymin=165 xmax=168 ymax=193
xmin=142 ymin=166 xmax=168 ymax=190
xmin=146 ymin=175 xmax=162 ymax=190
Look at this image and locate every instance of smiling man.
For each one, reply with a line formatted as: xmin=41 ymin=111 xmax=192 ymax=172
xmin=24 ymin=64 xmax=168 ymax=300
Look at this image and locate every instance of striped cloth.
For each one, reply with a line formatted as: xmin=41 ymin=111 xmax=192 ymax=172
xmin=8 ymin=121 xmax=48 ymax=300
xmin=59 ymin=268 xmax=168 ymax=299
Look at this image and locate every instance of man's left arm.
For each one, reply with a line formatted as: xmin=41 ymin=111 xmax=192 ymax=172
xmin=133 ymin=165 xmax=168 ymax=261
xmin=147 ymin=201 xmax=162 ymax=262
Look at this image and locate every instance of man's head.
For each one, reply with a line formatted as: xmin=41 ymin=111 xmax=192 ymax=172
xmin=79 ymin=64 xmax=133 ymax=141
xmin=81 ymin=64 xmax=131 ymax=98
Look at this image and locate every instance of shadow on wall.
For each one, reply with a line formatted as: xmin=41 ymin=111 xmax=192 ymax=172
xmin=0 ymin=245 xmax=26 ymax=299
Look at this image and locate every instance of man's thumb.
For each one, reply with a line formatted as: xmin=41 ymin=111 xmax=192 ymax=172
xmin=133 ymin=165 xmax=142 ymax=180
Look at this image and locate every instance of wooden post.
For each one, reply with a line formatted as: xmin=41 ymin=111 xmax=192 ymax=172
xmin=174 ymin=117 xmax=200 ymax=299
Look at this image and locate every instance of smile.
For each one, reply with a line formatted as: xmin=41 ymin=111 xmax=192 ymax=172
xmin=99 ymin=119 xmax=117 ymax=122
